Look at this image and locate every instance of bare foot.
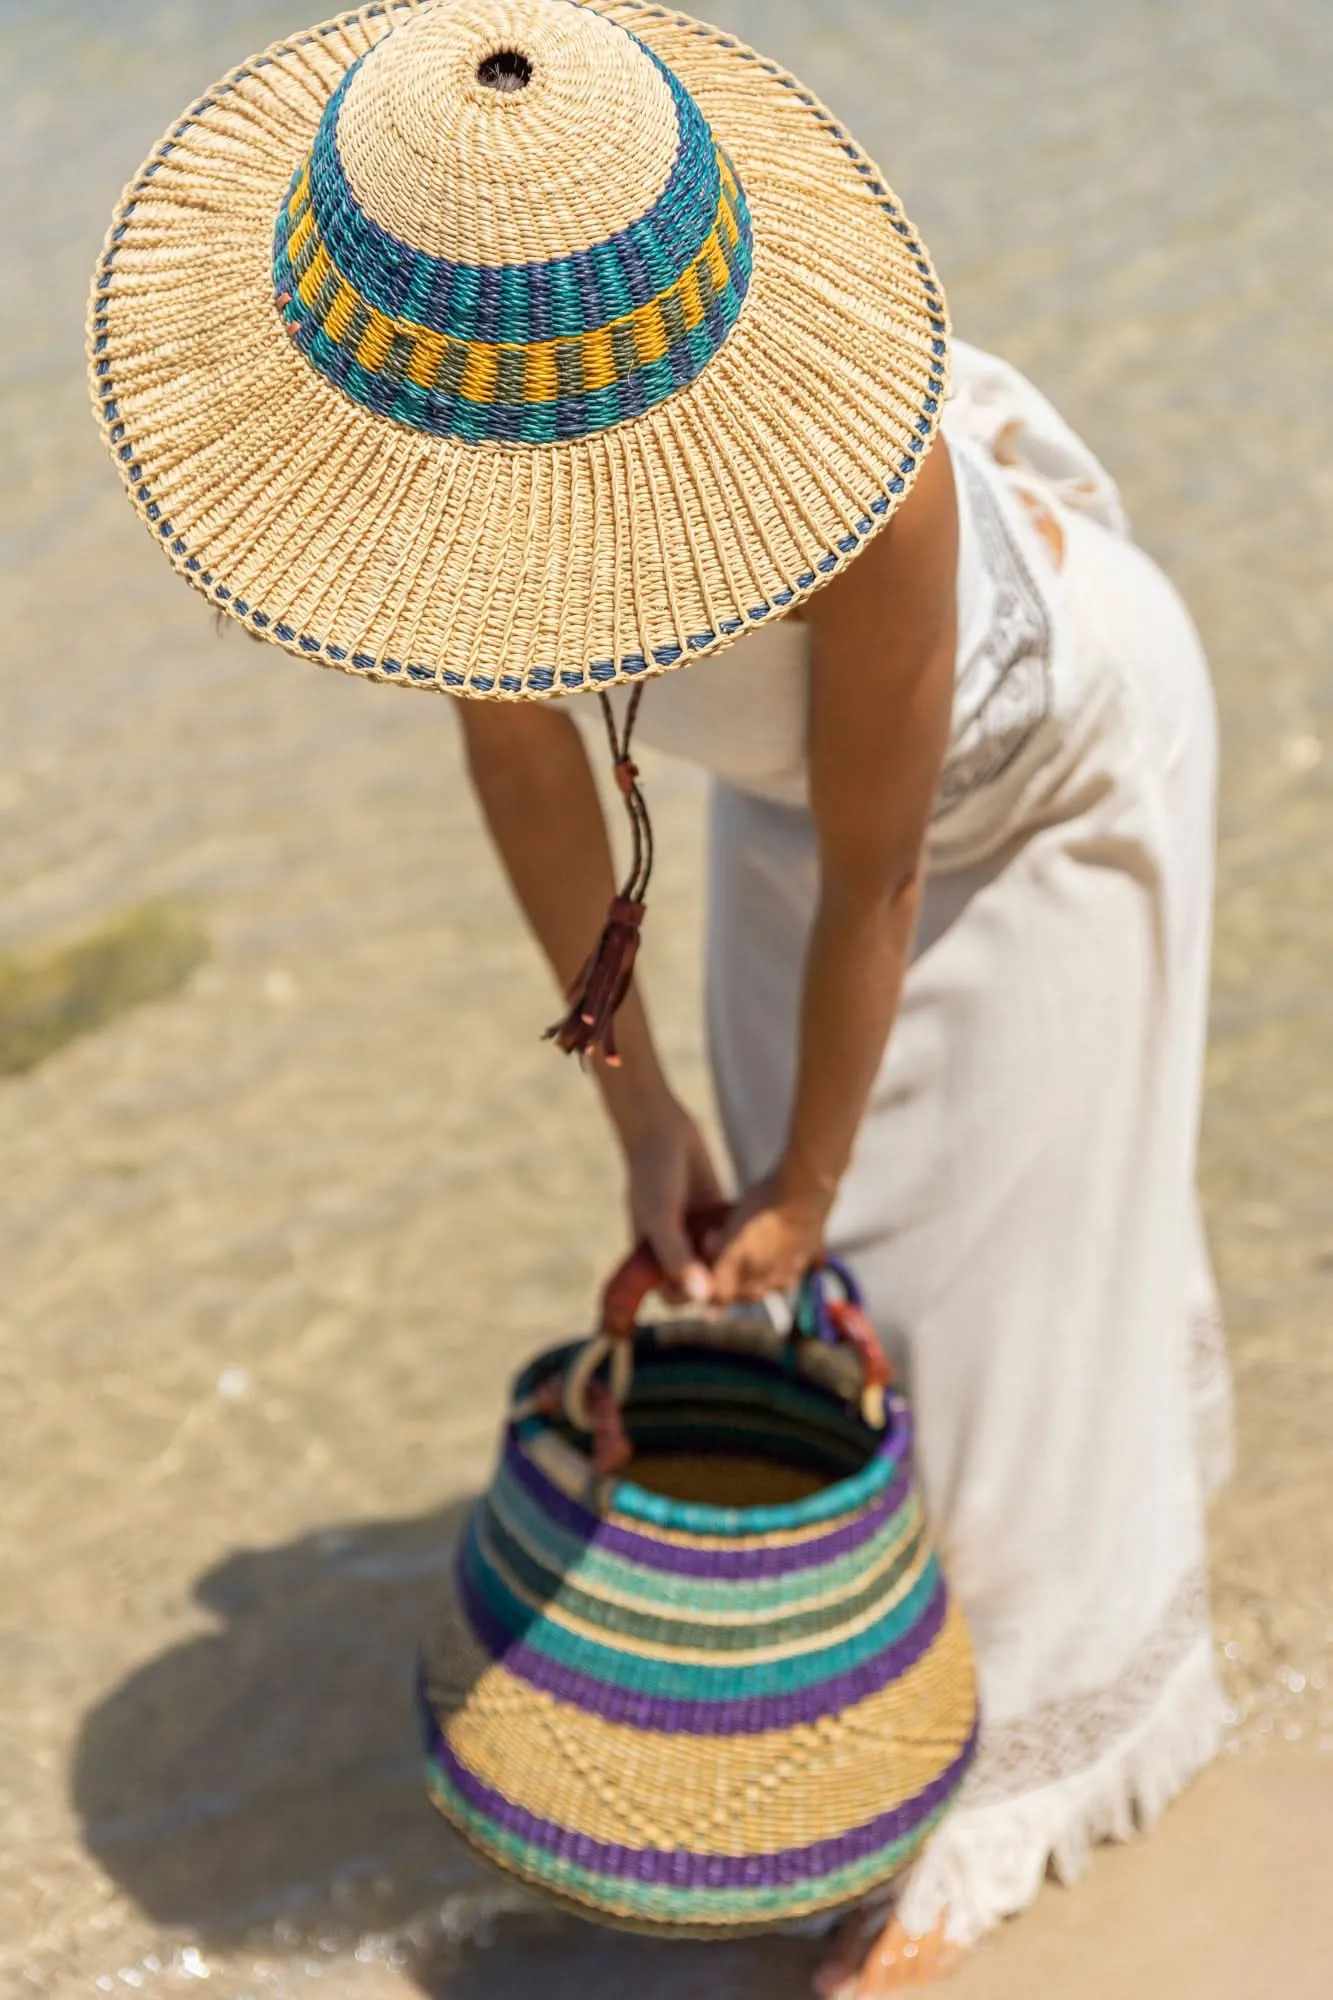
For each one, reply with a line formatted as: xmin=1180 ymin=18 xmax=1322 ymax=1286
xmin=813 ymin=1909 xmax=962 ymax=1997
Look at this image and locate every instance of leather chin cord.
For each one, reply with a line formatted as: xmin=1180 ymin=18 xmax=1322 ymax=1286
xmin=544 ymin=686 xmax=653 ymax=1066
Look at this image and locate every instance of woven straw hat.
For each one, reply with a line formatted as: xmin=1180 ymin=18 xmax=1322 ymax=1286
xmin=89 ymin=0 xmax=949 ymax=701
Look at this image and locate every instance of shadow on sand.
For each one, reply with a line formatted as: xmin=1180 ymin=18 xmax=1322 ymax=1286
xmin=72 ymin=1499 xmax=819 ymax=1998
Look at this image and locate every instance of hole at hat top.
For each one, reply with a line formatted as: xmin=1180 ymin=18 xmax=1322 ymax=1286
xmin=477 ymin=49 xmax=532 ymax=92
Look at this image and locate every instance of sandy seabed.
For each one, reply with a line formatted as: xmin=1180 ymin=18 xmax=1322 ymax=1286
xmin=1 ymin=1 xmax=1330 ymax=1994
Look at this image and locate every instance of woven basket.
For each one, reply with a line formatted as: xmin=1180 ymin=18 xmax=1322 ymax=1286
xmin=420 ymin=1241 xmax=978 ymax=1936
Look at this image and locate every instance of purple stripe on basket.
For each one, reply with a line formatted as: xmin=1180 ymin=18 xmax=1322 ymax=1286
xmin=503 ymin=1435 xmax=915 ymax=1581
xmin=425 ymin=1700 xmax=979 ymax=1888
xmin=455 ymin=1542 xmax=951 ymax=1734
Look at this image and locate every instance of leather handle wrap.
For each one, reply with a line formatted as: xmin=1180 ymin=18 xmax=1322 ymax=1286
xmin=598 ymin=1202 xmax=734 ymax=1338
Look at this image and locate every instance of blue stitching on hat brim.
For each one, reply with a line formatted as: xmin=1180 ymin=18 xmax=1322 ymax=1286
xmin=91 ymin=0 xmax=950 ymax=701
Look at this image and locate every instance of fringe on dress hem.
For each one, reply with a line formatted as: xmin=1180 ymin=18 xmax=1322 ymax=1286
xmin=896 ymin=1637 xmax=1226 ymax=1947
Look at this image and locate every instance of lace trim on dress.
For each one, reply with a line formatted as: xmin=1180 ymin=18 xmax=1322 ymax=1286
xmin=896 ymin=1569 xmax=1224 ymax=1946
xmin=961 ymin=1568 xmax=1211 ymax=1805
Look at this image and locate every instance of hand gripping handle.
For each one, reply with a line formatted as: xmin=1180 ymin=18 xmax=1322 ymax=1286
xmin=562 ymin=1205 xmax=732 ymax=1464
xmin=563 ymin=1216 xmax=892 ymax=1467
xmin=598 ymin=1202 xmax=735 ymax=1339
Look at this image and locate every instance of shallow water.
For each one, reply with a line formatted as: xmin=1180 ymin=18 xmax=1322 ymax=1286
xmin=1 ymin=0 xmax=1330 ymax=1994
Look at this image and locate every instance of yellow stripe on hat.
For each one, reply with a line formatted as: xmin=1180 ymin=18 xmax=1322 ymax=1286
xmin=297 ymin=240 xmax=333 ymax=312
xmin=460 ymin=342 xmax=499 ymax=403
xmin=281 ymin=148 xmax=749 ymax=408
xmin=406 ymin=326 xmax=448 ymax=390
xmin=287 ymin=161 xmax=312 ymax=223
xmin=580 ymin=324 xmax=617 ymax=393
xmin=523 ymin=342 xmax=561 ymax=403
xmin=632 ymin=303 xmax=670 ymax=367
xmin=677 ymin=262 xmax=706 ymax=334
xmin=356 ymin=314 xmax=394 ymax=373
xmin=322 ymin=280 xmax=358 ymax=347
xmin=287 ymin=199 xmax=317 ymax=267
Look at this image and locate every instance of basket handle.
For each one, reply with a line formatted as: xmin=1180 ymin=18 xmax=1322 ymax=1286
xmin=563 ymin=1206 xmax=731 ymax=1468
xmin=798 ymin=1258 xmax=893 ymax=1429
xmin=599 ymin=1202 xmax=734 ymax=1338
xmin=564 ymin=1215 xmax=891 ymax=1460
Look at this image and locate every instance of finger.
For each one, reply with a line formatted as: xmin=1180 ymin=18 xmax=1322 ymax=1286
xmin=680 ymin=1259 xmax=713 ymax=1306
xmin=716 ymin=1230 xmax=809 ymax=1306
xmin=709 ymin=1261 xmax=735 ymax=1307
xmin=690 ymin=1191 xmax=732 ymax=1264
xmin=812 ymin=1910 xmax=880 ymax=1999
xmin=701 ymin=1185 xmax=761 ymax=1264
xmin=709 ymin=1239 xmax=757 ymax=1305
xmin=648 ymin=1217 xmax=714 ymax=1306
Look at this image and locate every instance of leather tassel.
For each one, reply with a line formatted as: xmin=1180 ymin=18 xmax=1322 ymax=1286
xmin=545 ymin=894 xmax=645 ymax=1064
xmin=546 ymin=688 xmax=653 ymax=1063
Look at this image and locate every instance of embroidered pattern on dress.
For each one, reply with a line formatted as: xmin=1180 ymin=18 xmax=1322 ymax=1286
xmin=934 ymin=455 xmax=1055 ymax=818
xmin=958 ymin=1567 xmax=1212 ymax=1805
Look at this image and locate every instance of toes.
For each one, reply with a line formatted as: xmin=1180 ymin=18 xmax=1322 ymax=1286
xmin=832 ymin=1916 xmax=961 ymax=1995
xmin=812 ymin=1909 xmax=886 ymax=1999
xmin=812 ymin=1920 xmax=873 ymax=1997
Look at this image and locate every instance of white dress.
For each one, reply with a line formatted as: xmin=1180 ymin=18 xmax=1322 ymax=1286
xmin=597 ymin=340 xmax=1231 ymax=1945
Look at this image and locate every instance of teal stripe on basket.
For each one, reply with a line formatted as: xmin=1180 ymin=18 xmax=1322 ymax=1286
xmin=610 ymin=1434 xmax=896 ymax=1534
xmin=488 ymin=1454 xmax=920 ymax=1617
xmin=479 ymin=1489 xmax=928 ymax=1654
xmin=460 ymin=1513 xmax=942 ymax=1700
xmin=426 ymin=1759 xmax=952 ymax=1924
xmin=516 ymin=1342 xmax=909 ymax=1539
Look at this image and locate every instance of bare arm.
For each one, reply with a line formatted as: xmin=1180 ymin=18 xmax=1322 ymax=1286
xmin=711 ymin=438 xmax=958 ymax=1298
xmin=458 ymin=697 xmax=723 ymax=1292
xmin=458 ymin=434 xmax=957 ymax=1302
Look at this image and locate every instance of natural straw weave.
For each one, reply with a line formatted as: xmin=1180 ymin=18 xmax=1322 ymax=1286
xmin=88 ymin=0 xmax=949 ymax=699
xmin=421 ymin=1319 xmax=979 ymax=1935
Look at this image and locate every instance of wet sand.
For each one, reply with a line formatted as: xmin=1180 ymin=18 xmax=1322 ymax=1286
xmin=1 ymin=1 xmax=1330 ymax=1994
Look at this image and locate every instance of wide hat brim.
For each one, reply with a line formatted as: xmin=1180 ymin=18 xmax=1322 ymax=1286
xmin=89 ymin=0 xmax=950 ymax=701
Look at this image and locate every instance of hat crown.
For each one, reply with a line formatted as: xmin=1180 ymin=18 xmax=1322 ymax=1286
xmin=274 ymin=0 xmax=753 ymax=445
xmin=337 ymin=0 xmax=691 ymax=266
